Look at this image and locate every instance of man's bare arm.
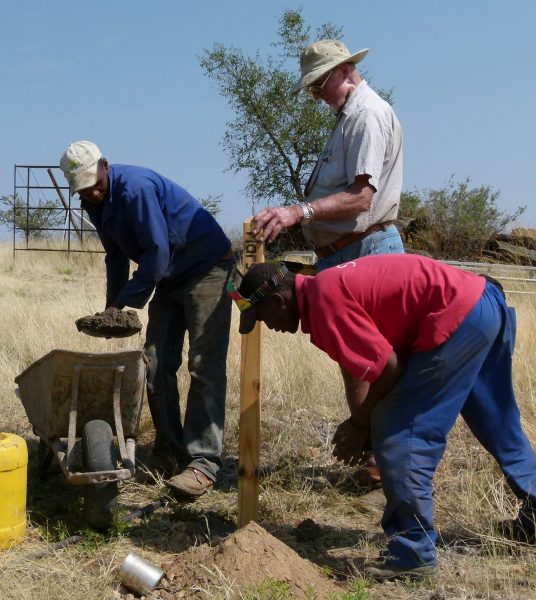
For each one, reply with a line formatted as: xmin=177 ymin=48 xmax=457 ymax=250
xmin=341 ymin=352 xmax=404 ymax=426
xmin=331 ymin=353 xmax=404 ymax=466
xmin=252 ymin=175 xmax=374 ymax=243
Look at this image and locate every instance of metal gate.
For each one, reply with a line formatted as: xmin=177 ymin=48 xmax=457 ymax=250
xmin=11 ymin=165 xmax=104 ymax=256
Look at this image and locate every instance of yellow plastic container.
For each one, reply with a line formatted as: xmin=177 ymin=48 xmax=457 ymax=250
xmin=0 ymin=433 xmax=28 ymax=549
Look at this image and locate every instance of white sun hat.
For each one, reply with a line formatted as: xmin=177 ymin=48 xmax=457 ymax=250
xmin=291 ymin=39 xmax=369 ymax=95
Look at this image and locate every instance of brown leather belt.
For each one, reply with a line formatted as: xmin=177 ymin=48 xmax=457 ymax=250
xmin=315 ymin=221 xmax=395 ymax=259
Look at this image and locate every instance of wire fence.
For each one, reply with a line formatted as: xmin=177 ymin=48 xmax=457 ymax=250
xmin=444 ymin=261 xmax=536 ymax=296
xmin=284 ymin=252 xmax=536 ymax=297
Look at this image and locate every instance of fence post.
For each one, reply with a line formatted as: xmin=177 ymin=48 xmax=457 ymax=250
xmin=238 ymin=219 xmax=264 ymax=528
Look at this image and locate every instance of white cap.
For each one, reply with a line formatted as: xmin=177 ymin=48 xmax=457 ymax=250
xmin=59 ymin=141 xmax=103 ymax=194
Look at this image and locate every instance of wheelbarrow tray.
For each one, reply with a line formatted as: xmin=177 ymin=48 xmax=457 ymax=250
xmin=15 ymin=349 xmax=146 ymax=439
xmin=15 ymin=350 xmax=147 ymax=485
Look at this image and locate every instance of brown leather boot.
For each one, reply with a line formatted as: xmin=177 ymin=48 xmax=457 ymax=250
xmin=167 ymin=467 xmax=214 ymax=499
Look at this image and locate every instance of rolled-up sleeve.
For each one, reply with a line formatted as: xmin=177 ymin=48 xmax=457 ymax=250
xmin=344 ymin=108 xmax=388 ymax=192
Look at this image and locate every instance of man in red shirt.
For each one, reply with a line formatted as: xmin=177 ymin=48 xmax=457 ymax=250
xmin=228 ymin=254 xmax=536 ymax=580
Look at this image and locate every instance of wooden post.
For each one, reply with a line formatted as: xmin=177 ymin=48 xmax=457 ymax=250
xmin=237 ymin=219 xmax=264 ymax=528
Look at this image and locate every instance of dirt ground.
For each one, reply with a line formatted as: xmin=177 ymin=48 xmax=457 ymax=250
xmin=5 ymin=435 xmax=536 ymax=600
xmin=154 ymin=521 xmax=343 ymax=598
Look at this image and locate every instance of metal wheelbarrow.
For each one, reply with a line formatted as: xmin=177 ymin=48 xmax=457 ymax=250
xmin=15 ymin=349 xmax=147 ymax=529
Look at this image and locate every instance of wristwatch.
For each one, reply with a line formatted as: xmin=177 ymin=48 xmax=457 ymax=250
xmin=298 ymin=202 xmax=315 ymax=224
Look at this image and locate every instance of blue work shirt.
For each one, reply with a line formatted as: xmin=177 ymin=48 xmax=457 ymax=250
xmin=82 ymin=164 xmax=231 ymax=309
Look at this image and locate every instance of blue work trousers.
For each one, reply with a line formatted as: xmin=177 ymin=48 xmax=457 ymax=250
xmin=372 ymin=281 xmax=536 ymax=567
xmin=143 ymin=257 xmax=234 ymax=481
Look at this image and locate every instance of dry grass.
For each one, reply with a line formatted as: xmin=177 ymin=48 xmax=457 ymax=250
xmin=0 ymin=243 xmax=535 ymax=599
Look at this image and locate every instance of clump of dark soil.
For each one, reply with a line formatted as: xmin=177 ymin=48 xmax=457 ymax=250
xmin=157 ymin=521 xmax=342 ymax=598
xmin=294 ymin=518 xmax=323 ymax=542
xmin=75 ymin=308 xmax=142 ymax=338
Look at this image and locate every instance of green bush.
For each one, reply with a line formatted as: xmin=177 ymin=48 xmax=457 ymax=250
xmin=402 ymin=177 xmax=525 ymax=260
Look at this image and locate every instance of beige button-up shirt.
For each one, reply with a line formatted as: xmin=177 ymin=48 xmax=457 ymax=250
xmin=303 ymin=81 xmax=403 ymax=248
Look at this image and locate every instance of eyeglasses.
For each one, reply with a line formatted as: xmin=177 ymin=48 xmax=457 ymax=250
xmin=305 ymin=69 xmax=335 ymax=97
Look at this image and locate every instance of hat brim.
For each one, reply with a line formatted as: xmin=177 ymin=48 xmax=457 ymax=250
xmin=68 ymin=164 xmax=99 ymax=194
xmin=291 ymin=48 xmax=369 ymax=95
xmin=239 ymin=306 xmax=259 ymax=335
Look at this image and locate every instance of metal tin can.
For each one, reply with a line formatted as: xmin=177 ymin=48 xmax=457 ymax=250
xmin=118 ymin=552 xmax=164 ymax=594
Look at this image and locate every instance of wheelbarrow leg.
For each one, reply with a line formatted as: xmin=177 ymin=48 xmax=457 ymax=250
xmin=112 ymin=366 xmax=135 ymax=473
xmin=37 ymin=439 xmax=54 ymax=480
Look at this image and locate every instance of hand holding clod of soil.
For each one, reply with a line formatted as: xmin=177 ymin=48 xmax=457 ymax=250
xmin=75 ymin=307 xmax=142 ymax=338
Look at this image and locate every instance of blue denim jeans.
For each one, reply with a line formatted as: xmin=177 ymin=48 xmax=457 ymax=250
xmin=372 ymin=282 xmax=536 ymax=567
xmin=143 ymin=257 xmax=234 ymax=481
xmin=315 ymin=224 xmax=404 ymax=272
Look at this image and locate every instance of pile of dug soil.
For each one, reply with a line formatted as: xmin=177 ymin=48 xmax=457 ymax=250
xmin=157 ymin=522 xmax=342 ymax=598
xmin=75 ymin=308 xmax=142 ymax=338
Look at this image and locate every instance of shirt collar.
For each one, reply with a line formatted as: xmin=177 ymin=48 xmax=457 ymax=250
xmin=338 ymin=79 xmax=369 ymax=117
xmin=104 ymin=164 xmax=114 ymax=204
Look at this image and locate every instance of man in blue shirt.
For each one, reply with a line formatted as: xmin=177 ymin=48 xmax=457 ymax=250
xmin=60 ymin=140 xmax=235 ymax=498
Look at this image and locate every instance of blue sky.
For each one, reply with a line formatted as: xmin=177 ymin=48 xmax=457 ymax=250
xmin=2 ymin=0 xmax=535 ymax=237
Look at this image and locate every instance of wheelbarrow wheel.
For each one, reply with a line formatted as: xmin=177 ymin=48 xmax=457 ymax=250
xmin=81 ymin=419 xmax=118 ymax=530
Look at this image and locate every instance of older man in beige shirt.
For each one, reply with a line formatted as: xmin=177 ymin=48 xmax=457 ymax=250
xmin=252 ymin=40 xmax=405 ymax=491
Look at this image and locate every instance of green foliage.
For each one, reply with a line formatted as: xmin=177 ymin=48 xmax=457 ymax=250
xmin=273 ymin=9 xmax=343 ymax=62
xmin=108 ymin=511 xmax=130 ymax=537
xmin=35 ymin=519 xmax=71 ymax=544
xmin=403 ymin=177 xmax=525 ymax=260
xmin=398 ymin=190 xmax=422 ymax=219
xmin=0 ymin=193 xmax=64 ymax=239
xmin=13 ymin=287 xmax=28 ymax=298
xmin=243 ymin=578 xmax=293 ymax=599
xmin=199 ymin=194 xmax=222 ymax=217
xmin=56 ymin=265 xmax=74 ymax=275
xmin=199 ymin=9 xmax=391 ymax=208
xmin=329 ymin=578 xmax=371 ymax=599
xmin=321 ymin=565 xmax=334 ymax=578
xmin=77 ymin=528 xmax=109 ymax=552
xmin=242 ymin=579 xmax=320 ymax=599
